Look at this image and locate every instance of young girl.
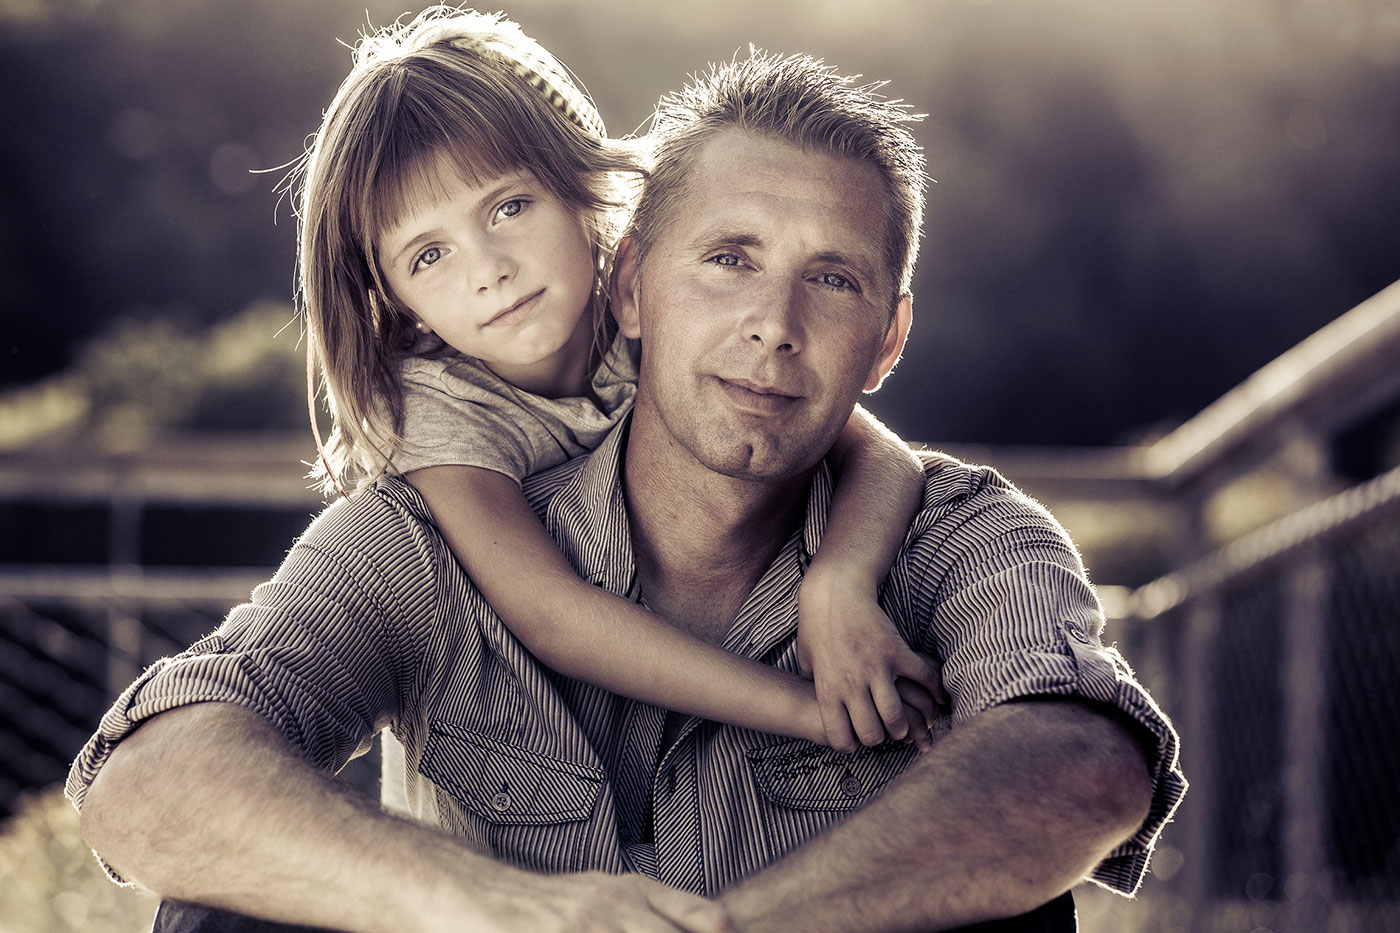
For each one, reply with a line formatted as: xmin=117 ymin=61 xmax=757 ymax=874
xmin=294 ymin=6 xmax=942 ymax=751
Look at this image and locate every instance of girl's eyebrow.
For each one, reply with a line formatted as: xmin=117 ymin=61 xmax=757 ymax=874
xmin=388 ymin=229 xmax=442 ymax=271
xmin=384 ymin=173 xmax=531 ymax=269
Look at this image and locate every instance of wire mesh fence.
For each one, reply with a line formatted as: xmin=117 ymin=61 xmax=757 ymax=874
xmin=0 ymin=570 xmax=258 ymax=819
xmin=1095 ymin=464 xmax=1400 ymax=933
xmin=1 ymin=463 xmax=1397 ymax=931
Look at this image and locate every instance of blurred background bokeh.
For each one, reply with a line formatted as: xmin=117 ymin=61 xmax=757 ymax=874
xmin=2 ymin=1 xmax=1398 ymax=930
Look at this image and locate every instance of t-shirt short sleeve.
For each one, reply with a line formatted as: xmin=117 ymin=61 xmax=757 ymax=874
xmin=396 ymin=356 xmax=538 ymax=480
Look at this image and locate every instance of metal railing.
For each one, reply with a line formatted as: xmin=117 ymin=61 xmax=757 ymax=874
xmin=1082 ymin=280 xmax=1400 ymax=932
xmin=2 ymin=282 xmax=1398 ymax=930
xmin=1084 ymin=464 xmax=1400 ymax=933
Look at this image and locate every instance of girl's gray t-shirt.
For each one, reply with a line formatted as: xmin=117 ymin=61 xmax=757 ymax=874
xmin=393 ymin=333 xmax=639 ymax=482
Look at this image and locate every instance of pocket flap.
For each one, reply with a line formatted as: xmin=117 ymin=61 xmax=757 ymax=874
xmin=421 ymin=723 xmax=605 ymax=825
xmin=748 ymin=738 xmax=918 ymax=811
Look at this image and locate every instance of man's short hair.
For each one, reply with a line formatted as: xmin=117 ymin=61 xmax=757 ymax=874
xmin=628 ymin=50 xmax=927 ymax=300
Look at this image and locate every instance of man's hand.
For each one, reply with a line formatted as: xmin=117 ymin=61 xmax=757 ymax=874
xmin=480 ymin=872 xmax=733 ymax=933
xmin=797 ymin=568 xmax=948 ymax=752
xmin=80 ymin=703 xmax=734 ymax=933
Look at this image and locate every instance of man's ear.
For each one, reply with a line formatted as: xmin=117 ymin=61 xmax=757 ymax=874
xmin=864 ymin=295 xmax=913 ymax=392
xmin=611 ymin=236 xmax=643 ymax=339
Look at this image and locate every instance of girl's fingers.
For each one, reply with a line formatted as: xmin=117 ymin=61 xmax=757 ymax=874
xmin=893 ymin=651 xmax=948 ymax=706
xmin=901 ymin=703 xmax=933 ymax=752
xmin=844 ymin=693 xmax=889 ymax=748
xmin=871 ymin=677 xmax=910 ymax=740
xmin=819 ymin=695 xmax=859 ymax=754
xmin=895 ymin=679 xmax=938 ymax=730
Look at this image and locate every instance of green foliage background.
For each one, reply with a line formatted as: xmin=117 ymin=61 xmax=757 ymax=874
xmin=2 ymin=0 xmax=1398 ymax=447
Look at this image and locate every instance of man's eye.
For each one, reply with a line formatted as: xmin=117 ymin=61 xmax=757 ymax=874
xmin=819 ymin=272 xmax=854 ymax=290
xmin=707 ymin=253 xmax=741 ymax=267
xmin=413 ymin=247 xmax=443 ymax=272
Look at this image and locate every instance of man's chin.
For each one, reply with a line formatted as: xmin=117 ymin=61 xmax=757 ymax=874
xmin=694 ymin=438 xmax=821 ymax=484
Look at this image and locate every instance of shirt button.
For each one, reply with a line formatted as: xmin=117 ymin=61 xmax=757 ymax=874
xmin=490 ymin=792 xmax=511 ymax=812
xmin=839 ymin=775 xmax=862 ymax=797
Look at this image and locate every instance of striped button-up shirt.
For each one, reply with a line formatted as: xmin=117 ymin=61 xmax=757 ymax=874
xmin=69 ymin=421 xmax=1185 ymax=899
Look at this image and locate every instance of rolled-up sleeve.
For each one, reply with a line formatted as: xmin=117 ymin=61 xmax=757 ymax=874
xmin=902 ymin=463 xmax=1187 ymax=894
xmin=65 ymin=486 xmax=444 ymax=814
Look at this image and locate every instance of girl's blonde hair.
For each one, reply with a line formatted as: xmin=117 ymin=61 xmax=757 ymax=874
xmin=289 ymin=6 xmax=643 ymax=496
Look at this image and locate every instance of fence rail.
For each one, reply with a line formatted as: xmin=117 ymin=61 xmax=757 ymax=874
xmin=4 ymin=283 xmax=1399 ymax=930
xmin=1097 ymin=464 xmax=1400 ymax=933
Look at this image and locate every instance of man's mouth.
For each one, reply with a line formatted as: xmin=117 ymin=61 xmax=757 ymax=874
xmin=716 ymin=377 xmax=801 ymax=415
xmin=486 ymin=289 xmax=544 ymax=327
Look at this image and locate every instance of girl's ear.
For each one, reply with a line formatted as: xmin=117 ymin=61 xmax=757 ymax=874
xmin=610 ymin=236 xmax=643 ymax=339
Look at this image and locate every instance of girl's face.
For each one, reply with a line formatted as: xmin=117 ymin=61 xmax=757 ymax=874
xmin=376 ymin=159 xmax=598 ymax=397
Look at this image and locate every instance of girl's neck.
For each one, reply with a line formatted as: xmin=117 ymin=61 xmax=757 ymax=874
xmin=484 ymin=309 xmax=596 ymax=399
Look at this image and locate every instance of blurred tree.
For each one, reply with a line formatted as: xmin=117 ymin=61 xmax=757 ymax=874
xmin=0 ymin=301 xmax=305 ymax=448
xmin=2 ymin=0 xmax=1397 ymax=446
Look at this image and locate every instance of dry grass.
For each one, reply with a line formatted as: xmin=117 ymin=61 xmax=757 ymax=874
xmin=0 ymin=785 xmax=156 ymax=933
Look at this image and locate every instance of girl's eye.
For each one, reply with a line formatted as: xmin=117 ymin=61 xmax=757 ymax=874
xmin=413 ymin=246 xmax=443 ymax=273
xmin=819 ymin=271 xmax=855 ymax=291
xmin=496 ymin=199 xmax=527 ymax=220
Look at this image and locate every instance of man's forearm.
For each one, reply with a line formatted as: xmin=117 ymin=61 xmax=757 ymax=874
xmin=79 ymin=703 xmax=506 ymax=931
xmin=720 ymin=699 xmax=1153 ymax=932
xmin=79 ymin=703 xmax=733 ymax=933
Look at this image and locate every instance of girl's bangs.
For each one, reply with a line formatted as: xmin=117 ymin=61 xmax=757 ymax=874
xmin=362 ymin=85 xmax=529 ymax=254
xmin=365 ymin=138 xmax=520 ymax=256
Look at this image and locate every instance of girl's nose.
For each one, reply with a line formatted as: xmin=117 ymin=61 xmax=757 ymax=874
xmin=473 ymin=248 xmax=517 ymax=294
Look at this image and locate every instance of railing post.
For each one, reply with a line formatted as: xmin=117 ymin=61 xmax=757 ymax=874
xmin=1279 ymin=543 xmax=1330 ymax=931
xmin=1172 ymin=487 xmax=1218 ymax=933
xmin=1276 ymin=425 xmax=1335 ymax=931
xmin=105 ymin=469 xmax=144 ymax=698
xmin=1180 ymin=594 xmax=1220 ymax=933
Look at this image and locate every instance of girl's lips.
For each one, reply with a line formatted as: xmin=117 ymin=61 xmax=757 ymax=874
xmin=486 ymin=289 xmax=544 ymax=327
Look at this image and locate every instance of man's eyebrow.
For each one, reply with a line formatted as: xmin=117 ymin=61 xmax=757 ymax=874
xmin=685 ymin=229 xmax=764 ymax=253
xmin=682 ymin=230 xmax=886 ymax=288
xmin=813 ymin=249 xmax=880 ymax=283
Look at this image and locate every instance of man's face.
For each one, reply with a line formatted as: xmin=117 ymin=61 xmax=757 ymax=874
xmin=614 ymin=128 xmax=911 ymax=482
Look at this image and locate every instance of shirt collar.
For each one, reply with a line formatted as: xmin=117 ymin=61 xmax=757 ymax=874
xmin=543 ymin=416 xmax=638 ymax=597
xmin=545 ymin=417 xmax=838 ymax=659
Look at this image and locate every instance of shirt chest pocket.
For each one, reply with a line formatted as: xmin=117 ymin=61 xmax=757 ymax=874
xmin=419 ymin=722 xmax=607 ymax=873
xmin=746 ymin=738 xmax=918 ymax=862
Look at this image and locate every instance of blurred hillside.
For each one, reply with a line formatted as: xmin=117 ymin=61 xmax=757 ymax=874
xmin=2 ymin=0 xmax=1399 ymax=446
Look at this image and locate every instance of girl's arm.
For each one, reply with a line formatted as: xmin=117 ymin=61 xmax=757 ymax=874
xmin=797 ymin=404 xmax=948 ymax=752
xmin=408 ymin=464 xmax=838 ymax=743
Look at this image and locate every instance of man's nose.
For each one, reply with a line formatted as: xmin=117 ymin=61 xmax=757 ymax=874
xmin=743 ymin=280 xmax=804 ymax=353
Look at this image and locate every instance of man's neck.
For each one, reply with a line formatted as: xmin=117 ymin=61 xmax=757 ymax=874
xmin=622 ymin=428 xmax=811 ymax=645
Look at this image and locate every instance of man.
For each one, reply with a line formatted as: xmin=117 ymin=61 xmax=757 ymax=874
xmin=71 ymin=52 xmax=1184 ymax=932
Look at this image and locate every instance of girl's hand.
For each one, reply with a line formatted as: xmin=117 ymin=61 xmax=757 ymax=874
xmin=797 ymin=571 xmax=948 ymax=753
